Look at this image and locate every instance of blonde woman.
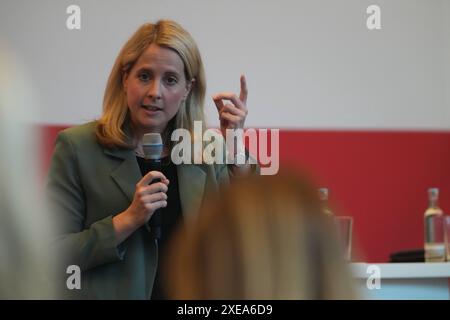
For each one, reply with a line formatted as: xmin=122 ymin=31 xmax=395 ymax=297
xmin=164 ymin=170 xmax=357 ymax=299
xmin=46 ymin=20 xmax=254 ymax=299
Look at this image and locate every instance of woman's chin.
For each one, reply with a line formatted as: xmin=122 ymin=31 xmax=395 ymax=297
xmin=135 ymin=120 xmax=166 ymax=134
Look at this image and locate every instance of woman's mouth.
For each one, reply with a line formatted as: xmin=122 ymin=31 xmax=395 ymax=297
xmin=141 ymin=105 xmax=162 ymax=115
xmin=142 ymin=105 xmax=162 ymax=111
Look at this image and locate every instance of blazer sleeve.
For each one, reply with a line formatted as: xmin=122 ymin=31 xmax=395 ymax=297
xmin=46 ymin=132 xmax=126 ymax=272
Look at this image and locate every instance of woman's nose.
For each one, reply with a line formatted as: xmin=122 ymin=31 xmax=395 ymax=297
xmin=147 ymin=79 xmax=162 ymax=100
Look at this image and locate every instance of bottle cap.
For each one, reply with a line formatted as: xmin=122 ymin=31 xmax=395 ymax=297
xmin=428 ymin=188 xmax=439 ymax=202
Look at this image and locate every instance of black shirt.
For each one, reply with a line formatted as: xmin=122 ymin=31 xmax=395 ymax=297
xmin=136 ymin=155 xmax=183 ymax=300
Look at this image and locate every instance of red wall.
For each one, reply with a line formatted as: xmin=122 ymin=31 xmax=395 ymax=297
xmin=41 ymin=125 xmax=450 ymax=262
xmin=279 ymin=130 xmax=450 ymax=263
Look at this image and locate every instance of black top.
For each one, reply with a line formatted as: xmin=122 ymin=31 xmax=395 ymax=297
xmin=136 ymin=155 xmax=183 ymax=300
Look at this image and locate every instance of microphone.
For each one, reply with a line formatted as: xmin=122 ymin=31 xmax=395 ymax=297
xmin=142 ymin=133 xmax=164 ymax=239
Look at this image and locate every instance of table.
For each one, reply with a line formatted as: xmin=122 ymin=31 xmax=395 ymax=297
xmin=351 ymin=262 xmax=450 ymax=299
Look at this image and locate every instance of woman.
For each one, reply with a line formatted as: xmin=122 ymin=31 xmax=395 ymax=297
xmin=46 ymin=20 xmax=253 ymax=299
xmin=164 ymin=170 xmax=358 ymax=299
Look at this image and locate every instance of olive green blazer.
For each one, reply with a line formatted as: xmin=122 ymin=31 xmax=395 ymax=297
xmin=46 ymin=121 xmax=230 ymax=299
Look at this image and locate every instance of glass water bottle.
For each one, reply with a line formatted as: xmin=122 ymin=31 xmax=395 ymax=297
xmin=424 ymin=188 xmax=445 ymax=262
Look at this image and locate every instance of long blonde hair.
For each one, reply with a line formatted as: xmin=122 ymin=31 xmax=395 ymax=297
xmin=96 ymin=20 xmax=206 ymax=149
xmin=164 ymin=170 xmax=357 ymax=299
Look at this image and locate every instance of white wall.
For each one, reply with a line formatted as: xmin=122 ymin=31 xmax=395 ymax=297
xmin=444 ymin=0 xmax=450 ymax=126
xmin=1 ymin=0 xmax=449 ymax=130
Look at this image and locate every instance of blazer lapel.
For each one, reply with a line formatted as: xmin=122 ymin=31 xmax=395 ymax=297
xmin=177 ymin=164 xmax=207 ymax=218
xmin=104 ymin=148 xmax=142 ymax=203
xmin=104 ymin=146 xmax=208 ymax=217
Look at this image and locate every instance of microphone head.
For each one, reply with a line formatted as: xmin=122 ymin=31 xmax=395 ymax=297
xmin=142 ymin=133 xmax=163 ymax=160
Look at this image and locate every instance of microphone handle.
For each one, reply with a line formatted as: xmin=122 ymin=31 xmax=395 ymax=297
xmin=147 ymin=159 xmax=162 ymax=239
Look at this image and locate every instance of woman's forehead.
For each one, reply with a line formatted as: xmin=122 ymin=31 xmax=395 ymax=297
xmin=134 ymin=44 xmax=184 ymax=73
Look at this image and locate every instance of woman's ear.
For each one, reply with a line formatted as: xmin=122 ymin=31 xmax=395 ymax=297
xmin=122 ymin=71 xmax=129 ymax=93
xmin=184 ymin=78 xmax=196 ymax=99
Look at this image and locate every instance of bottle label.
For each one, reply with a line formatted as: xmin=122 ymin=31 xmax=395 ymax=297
xmin=424 ymin=243 xmax=446 ymax=262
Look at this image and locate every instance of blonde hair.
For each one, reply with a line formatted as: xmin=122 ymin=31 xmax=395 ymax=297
xmin=164 ymin=170 xmax=357 ymax=299
xmin=96 ymin=19 xmax=206 ymax=149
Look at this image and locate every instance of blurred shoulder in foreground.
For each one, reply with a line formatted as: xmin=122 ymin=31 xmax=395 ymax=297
xmin=0 ymin=44 xmax=57 ymax=299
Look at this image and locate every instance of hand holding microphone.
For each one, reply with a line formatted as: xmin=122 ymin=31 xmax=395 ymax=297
xmin=112 ymin=171 xmax=169 ymax=244
xmin=112 ymin=133 xmax=168 ymax=243
xmin=127 ymin=171 xmax=169 ymax=227
xmin=142 ymin=133 xmax=165 ymax=239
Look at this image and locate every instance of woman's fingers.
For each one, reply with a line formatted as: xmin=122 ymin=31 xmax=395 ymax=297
xmin=213 ymin=74 xmax=248 ymax=111
xmin=239 ymin=74 xmax=248 ymax=105
xmin=145 ymin=200 xmax=168 ymax=212
xmin=212 ymin=95 xmax=225 ymax=115
xmin=140 ymin=182 xmax=168 ymax=194
xmin=213 ymin=92 xmax=247 ymax=112
xmin=139 ymin=190 xmax=168 ymax=214
xmin=212 ymin=75 xmax=249 ymax=133
xmin=137 ymin=170 xmax=168 ymax=188
xmin=220 ymin=112 xmax=242 ymax=126
xmin=140 ymin=192 xmax=168 ymax=204
xmin=220 ymin=103 xmax=247 ymax=118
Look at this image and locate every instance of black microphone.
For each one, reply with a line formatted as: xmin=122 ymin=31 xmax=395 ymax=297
xmin=142 ymin=133 xmax=164 ymax=239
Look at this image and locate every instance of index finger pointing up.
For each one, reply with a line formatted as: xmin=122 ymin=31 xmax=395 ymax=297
xmin=239 ymin=74 xmax=248 ymax=105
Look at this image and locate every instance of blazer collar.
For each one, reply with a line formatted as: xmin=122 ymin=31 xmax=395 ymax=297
xmin=105 ymin=147 xmax=141 ymax=203
xmin=104 ymin=147 xmax=207 ymax=217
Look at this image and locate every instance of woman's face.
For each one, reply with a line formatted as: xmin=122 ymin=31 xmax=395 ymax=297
xmin=123 ymin=43 xmax=193 ymax=136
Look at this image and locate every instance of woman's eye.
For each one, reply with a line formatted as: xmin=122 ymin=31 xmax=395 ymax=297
xmin=138 ymin=72 xmax=150 ymax=82
xmin=166 ymin=76 xmax=178 ymax=85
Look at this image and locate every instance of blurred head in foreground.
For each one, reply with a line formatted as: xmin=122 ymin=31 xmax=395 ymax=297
xmin=164 ymin=170 xmax=357 ymax=299
xmin=0 ymin=44 xmax=56 ymax=299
